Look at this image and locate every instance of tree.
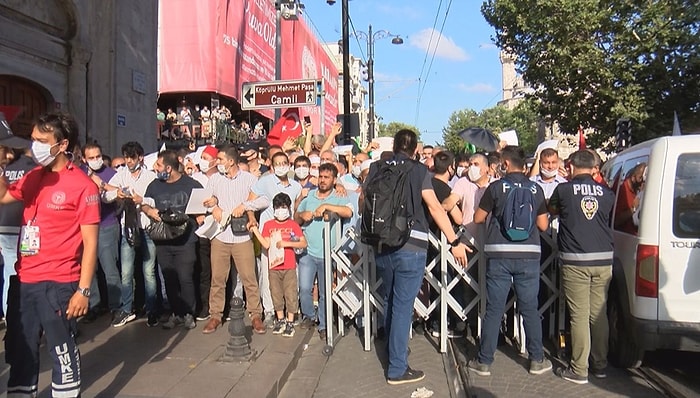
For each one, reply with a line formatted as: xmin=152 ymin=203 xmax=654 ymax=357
xmin=376 ymin=121 xmax=421 ymax=140
xmin=482 ymin=0 xmax=700 ymax=150
xmin=442 ymin=99 xmax=540 ymax=155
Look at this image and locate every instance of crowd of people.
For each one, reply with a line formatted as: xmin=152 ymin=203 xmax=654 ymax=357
xmin=156 ymin=104 xmax=267 ymax=143
xmin=0 ymin=110 xmax=644 ymax=395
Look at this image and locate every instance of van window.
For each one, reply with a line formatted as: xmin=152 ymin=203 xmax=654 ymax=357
xmin=673 ymin=153 xmax=700 ymax=238
xmin=613 ymin=156 xmax=648 ymax=235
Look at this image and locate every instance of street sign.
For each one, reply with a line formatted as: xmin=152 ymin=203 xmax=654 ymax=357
xmin=241 ymin=79 xmax=319 ymax=110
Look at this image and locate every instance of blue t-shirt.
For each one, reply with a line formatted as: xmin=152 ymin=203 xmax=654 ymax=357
xmin=297 ymin=189 xmax=354 ymax=258
xmin=252 ymin=174 xmax=302 ymax=225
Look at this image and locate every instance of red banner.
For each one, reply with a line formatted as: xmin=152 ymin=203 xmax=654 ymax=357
xmin=158 ymin=0 xmax=338 ymax=127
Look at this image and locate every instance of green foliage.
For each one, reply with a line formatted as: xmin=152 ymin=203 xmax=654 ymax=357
xmin=376 ymin=121 xmax=422 ymax=140
xmin=482 ymin=0 xmax=700 ymax=150
xmin=442 ymin=99 xmax=540 ymax=155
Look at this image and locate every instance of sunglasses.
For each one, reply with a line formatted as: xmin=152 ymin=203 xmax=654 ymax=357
xmin=113 ymin=163 xmax=126 ymax=169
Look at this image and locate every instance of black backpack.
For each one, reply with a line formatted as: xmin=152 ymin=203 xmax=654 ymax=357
xmin=361 ymin=159 xmax=415 ymax=252
xmin=498 ymin=179 xmax=538 ymax=241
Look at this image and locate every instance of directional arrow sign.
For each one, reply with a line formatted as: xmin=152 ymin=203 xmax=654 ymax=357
xmin=241 ymin=79 xmax=319 ymax=110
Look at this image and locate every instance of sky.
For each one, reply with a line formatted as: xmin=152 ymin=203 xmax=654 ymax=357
xmin=301 ymin=0 xmax=503 ymax=145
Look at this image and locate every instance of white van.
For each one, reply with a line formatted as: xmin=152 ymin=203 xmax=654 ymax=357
xmin=601 ymin=135 xmax=700 ymax=368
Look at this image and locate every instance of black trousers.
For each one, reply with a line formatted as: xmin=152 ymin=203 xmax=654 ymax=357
xmin=156 ymin=242 xmax=197 ymax=317
xmin=196 ymin=237 xmax=212 ymax=314
xmin=6 ymin=277 xmax=81 ymax=397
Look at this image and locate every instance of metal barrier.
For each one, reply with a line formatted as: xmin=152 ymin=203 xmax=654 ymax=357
xmin=319 ymin=213 xmax=566 ymax=355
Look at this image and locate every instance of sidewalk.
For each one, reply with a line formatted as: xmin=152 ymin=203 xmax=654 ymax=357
xmin=453 ymin=336 xmax=665 ymax=398
xmin=280 ymin=325 xmax=460 ymax=398
xmin=0 ymin=314 xmax=312 ymax=398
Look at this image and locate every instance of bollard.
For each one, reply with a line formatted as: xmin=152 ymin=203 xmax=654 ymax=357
xmin=220 ymin=297 xmax=253 ymax=362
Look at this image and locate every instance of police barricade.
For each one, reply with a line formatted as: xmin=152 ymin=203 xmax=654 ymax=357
xmin=320 ymin=212 xmax=565 ymax=355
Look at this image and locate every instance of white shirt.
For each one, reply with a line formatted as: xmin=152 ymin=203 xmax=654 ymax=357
xmin=530 ymin=174 xmax=568 ymax=200
xmin=105 ymin=167 xmax=157 ymax=228
xmin=207 ymin=170 xmax=258 ymax=244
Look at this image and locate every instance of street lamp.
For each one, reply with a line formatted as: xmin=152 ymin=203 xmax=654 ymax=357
xmin=354 ymin=25 xmax=403 ymax=142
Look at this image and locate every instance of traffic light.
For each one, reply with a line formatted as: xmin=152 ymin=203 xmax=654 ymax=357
xmin=616 ymin=118 xmax=632 ymax=152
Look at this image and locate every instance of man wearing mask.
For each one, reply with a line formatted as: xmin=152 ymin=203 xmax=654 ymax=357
xmin=190 ymin=145 xmax=219 ymax=321
xmin=80 ymin=143 xmax=122 ymax=322
xmin=201 ymin=146 xmax=262 ymax=334
xmin=105 ymin=142 xmax=159 ymax=327
xmin=141 ymin=150 xmax=203 ymax=329
xmin=1 ymin=112 xmax=99 ymax=398
xmin=451 ymin=153 xmax=491 ymax=236
xmin=529 ymin=148 xmax=567 ymax=201
xmin=293 ymin=155 xmax=314 ymax=189
xmin=241 ymin=152 xmax=301 ymax=325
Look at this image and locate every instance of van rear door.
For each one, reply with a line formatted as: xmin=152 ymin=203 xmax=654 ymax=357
xmin=657 ymin=143 xmax=700 ymax=323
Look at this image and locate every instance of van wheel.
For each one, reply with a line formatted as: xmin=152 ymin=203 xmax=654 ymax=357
xmin=608 ymin=292 xmax=644 ymax=368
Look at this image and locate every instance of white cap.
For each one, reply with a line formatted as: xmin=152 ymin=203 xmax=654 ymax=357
xmin=360 ymin=159 xmax=373 ymax=172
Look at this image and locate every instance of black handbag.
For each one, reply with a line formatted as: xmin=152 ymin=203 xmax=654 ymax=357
xmin=146 ymin=209 xmax=189 ymax=241
xmin=229 ymin=215 xmax=249 ymax=233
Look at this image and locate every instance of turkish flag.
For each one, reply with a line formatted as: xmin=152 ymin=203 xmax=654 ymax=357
xmin=578 ymin=125 xmax=587 ymax=150
xmin=0 ymin=106 xmax=23 ymax=123
xmin=267 ymin=108 xmax=303 ymax=146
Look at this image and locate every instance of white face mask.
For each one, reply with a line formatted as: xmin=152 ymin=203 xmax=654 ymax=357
xmin=310 ymin=168 xmax=319 ymax=178
xmin=31 ymin=141 xmax=59 ymax=166
xmin=275 ymin=165 xmax=290 ymax=178
xmin=87 ymin=158 xmax=104 ymax=171
xmin=456 ymin=166 xmax=466 ymax=178
xmin=198 ymin=159 xmax=212 ymax=173
xmin=468 ymin=165 xmax=482 ymax=182
xmin=351 ymin=165 xmax=361 ymax=178
xmin=217 ymin=164 xmax=228 ymax=174
xmin=295 ymin=166 xmax=309 ymax=179
xmin=273 ymin=208 xmax=290 ymax=221
xmin=541 ymin=168 xmax=558 ymax=178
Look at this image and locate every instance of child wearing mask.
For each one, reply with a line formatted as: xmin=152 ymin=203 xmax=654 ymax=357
xmin=250 ymin=193 xmax=306 ymax=337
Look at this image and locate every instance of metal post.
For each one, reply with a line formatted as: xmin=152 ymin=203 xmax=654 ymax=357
xmin=274 ymin=2 xmax=282 ymax=121
xmin=220 ymin=297 xmax=253 ymax=361
xmin=341 ymin=0 xmax=351 ymax=144
xmin=440 ymin=233 xmax=448 ymax=353
xmin=367 ymin=25 xmax=375 ymax=142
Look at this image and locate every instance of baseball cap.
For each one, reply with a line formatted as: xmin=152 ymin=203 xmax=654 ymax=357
xmin=0 ymin=112 xmax=30 ymax=149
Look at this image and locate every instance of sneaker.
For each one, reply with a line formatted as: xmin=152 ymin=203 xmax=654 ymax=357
xmin=590 ymin=367 xmax=607 ymax=379
xmin=529 ymin=358 xmax=553 ymax=375
xmin=299 ymin=317 xmax=316 ymax=330
xmin=162 ymin=314 xmax=184 ymax=330
xmin=467 ymin=360 xmax=491 ymax=376
xmin=80 ymin=309 xmax=99 ymax=324
xmin=556 ymin=367 xmax=588 ymax=384
xmin=184 ymin=314 xmax=196 ymax=329
xmin=196 ymin=310 xmax=211 ymax=321
xmin=387 ymin=367 xmax=425 ymax=385
xmin=318 ymin=329 xmax=327 ymax=341
xmin=282 ymin=322 xmax=295 ymax=338
xmin=146 ymin=313 xmax=159 ymax=328
xmin=111 ymin=311 xmax=136 ymax=328
xmin=272 ymin=319 xmax=285 ymax=335
xmin=264 ymin=312 xmax=276 ymax=328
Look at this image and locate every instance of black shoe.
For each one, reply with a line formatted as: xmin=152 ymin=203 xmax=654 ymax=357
xmin=299 ymin=317 xmax=316 ymax=330
xmin=146 ymin=313 xmax=159 ymax=328
xmin=319 ymin=329 xmax=327 ymax=341
xmin=80 ymin=310 xmax=99 ymax=324
xmin=196 ymin=310 xmax=211 ymax=321
xmin=556 ymin=367 xmax=588 ymax=385
xmin=387 ymin=367 xmax=425 ymax=385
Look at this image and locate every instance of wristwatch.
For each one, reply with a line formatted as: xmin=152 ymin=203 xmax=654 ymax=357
xmin=77 ymin=287 xmax=91 ymax=297
xmin=449 ymin=237 xmax=461 ymax=247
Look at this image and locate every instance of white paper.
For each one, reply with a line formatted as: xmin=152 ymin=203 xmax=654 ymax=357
xmin=333 ymin=145 xmax=354 ymax=156
xmin=185 ymin=188 xmax=213 ymax=214
xmin=535 ymin=139 xmax=559 ymax=155
xmin=499 ymin=130 xmax=519 ymax=146
xmin=195 ymin=215 xmax=226 ymax=240
xmin=268 ymin=230 xmax=285 ymax=269
xmin=143 ymin=152 xmax=158 ymax=171
xmin=372 ymin=137 xmax=394 ymax=160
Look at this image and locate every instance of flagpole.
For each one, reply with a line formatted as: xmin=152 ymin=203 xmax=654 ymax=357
xmin=320 ymin=80 xmax=325 ymax=140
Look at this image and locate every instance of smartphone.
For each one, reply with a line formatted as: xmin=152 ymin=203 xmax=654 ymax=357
xmin=122 ymin=187 xmax=132 ymax=196
xmin=303 ymin=116 xmax=311 ymax=124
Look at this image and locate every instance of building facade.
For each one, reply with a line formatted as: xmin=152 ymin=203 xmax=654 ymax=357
xmin=0 ymin=0 xmax=158 ymax=155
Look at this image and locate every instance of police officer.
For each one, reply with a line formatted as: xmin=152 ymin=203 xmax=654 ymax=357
xmin=549 ymin=150 xmax=615 ymax=384
xmin=0 ymin=113 xmax=100 ymax=398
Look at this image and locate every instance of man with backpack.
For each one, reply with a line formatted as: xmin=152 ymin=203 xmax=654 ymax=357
xmin=468 ymin=146 xmax=552 ymax=376
xmin=361 ymin=129 xmax=470 ymax=385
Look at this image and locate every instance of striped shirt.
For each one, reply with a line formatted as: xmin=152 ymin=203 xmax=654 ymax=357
xmin=207 ymin=170 xmax=258 ymax=244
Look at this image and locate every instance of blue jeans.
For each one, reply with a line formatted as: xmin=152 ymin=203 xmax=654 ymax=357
xmin=478 ymin=258 xmax=544 ymax=365
xmin=0 ymin=234 xmax=18 ymax=316
xmin=298 ymin=254 xmax=326 ymax=331
xmin=89 ymin=223 xmax=122 ymax=311
xmin=376 ymin=249 xmax=426 ymax=379
xmin=120 ymin=230 xmax=157 ymax=314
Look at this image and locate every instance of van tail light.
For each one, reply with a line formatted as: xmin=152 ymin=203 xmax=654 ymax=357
xmin=635 ymin=244 xmax=659 ymax=298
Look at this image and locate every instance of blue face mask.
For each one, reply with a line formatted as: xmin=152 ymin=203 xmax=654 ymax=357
xmin=156 ymin=170 xmax=170 ymax=181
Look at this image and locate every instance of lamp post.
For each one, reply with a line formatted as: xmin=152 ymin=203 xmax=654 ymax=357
xmin=354 ymin=25 xmax=403 ymax=142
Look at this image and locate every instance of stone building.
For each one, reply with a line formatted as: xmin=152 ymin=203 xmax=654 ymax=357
xmin=0 ymin=0 xmax=158 ymax=156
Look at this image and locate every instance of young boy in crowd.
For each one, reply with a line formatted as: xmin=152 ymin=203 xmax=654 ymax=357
xmin=250 ymin=193 xmax=306 ymax=337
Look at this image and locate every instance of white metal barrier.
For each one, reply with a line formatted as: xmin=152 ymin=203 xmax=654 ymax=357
xmin=319 ymin=213 xmax=566 ymax=355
